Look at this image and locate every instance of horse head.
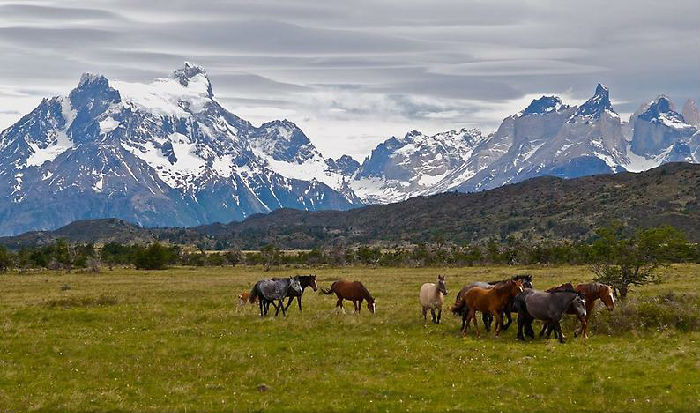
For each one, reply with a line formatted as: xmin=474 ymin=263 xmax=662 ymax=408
xmin=437 ymin=275 xmax=448 ymax=295
xmin=289 ymin=277 xmax=303 ymax=296
xmin=307 ymin=275 xmax=318 ymax=292
xmin=571 ymin=295 xmax=587 ymax=319
xmin=514 ymin=274 xmax=534 ymax=289
xmin=599 ymin=283 xmax=615 ymax=311
xmin=511 ymin=279 xmax=525 ymax=296
xmin=367 ymin=297 xmax=376 ymax=314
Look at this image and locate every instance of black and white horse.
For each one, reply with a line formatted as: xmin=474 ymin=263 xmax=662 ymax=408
xmin=280 ymin=275 xmax=317 ymax=313
xmin=249 ymin=277 xmax=303 ymax=317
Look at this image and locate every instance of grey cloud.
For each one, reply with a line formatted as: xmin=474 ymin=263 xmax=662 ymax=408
xmin=0 ymin=0 xmax=697 ymax=158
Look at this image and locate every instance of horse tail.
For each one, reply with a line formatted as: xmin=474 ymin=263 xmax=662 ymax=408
xmin=320 ymin=281 xmax=336 ymax=295
xmin=249 ymin=282 xmax=260 ymax=303
xmin=451 ymin=292 xmax=466 ymax=315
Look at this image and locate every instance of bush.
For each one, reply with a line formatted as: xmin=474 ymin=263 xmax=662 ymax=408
xmin=590 ymin=293 xmax=700 ymax=335
xmin=133 ymin=242 xmax=176 ymax=270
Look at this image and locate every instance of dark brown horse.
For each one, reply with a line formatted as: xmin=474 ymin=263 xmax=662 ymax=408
xmin=321 ymin=279 xmax=376 ymax=314
xmin=462 ymin=279 xmax=524 ymax=337
xmin=542 ymin=282 xmax=615 ymax=338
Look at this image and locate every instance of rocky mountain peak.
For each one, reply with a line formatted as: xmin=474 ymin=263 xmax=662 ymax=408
xmin=172 ymin=62 xmax=212 ymax=98
xmin=522 ymin=95 xmax=566 ymax=115
xmin=575 ymin=83 xmax=614 ymax=118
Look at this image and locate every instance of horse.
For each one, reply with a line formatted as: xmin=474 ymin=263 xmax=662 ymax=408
xmin=419 ymin=275 xmax=448 ymax=324
xmin=462 ymin=279 xmax=524 ymax=337
xmin=540 ymin=282 xmax=615 ymax=339
xmin=321 ymin=279 xmax=376 ymax=314
xmin=516 ymin=289 xmax=586 ymax=343
xmin=238 ymin=291 xmax=257 ymax=306
xmin=451 ymin=274 xmax=533 ymax=332
xmin=249 ymin=277 xmax=303 ymax=317
xmin=273 ymin=275 xmax=317 ymax=313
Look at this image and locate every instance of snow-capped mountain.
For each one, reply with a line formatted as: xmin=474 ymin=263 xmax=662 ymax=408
xmin=349 ymin=128 xmax=486 ymax=203
xmin=1 ymin=64 xmax=698 ymax=236
xmin=0 ymin=63 xmax=359 ymax=236
xmin=629 ymin=96 xmax=699 ymax=166
xmin=353 ymin=85 xmax=697 ymax=196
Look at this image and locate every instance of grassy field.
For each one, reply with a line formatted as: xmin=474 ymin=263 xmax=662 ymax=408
xmin=1 ymin=264 xmax=698 ymax=412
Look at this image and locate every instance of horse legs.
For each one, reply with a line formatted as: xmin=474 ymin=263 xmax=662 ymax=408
xmin=258 ymin=298 xmax=265 ymax=317
xmin=517 ymin=314 xmax=526 ymax=340
xmin=335 ymin=298 xmax=344 ymax=314
xmin=430 ymin=308 xmax=437 ymax=324
xmin=494 ymin=312 xmax=503 ymax=336
xmin=297 ymin=296 xmax=302 ymax=312
xmin=461 ymin=307 xmax=468 ymax=331
xmin=578 ymin=316 xmax=589 ymax=339
xmin=502 ymin=311 xmax=512 ymax=331
xmin=525 ymin=319 xmax=535 ymax=339
xmin=279 ymin=300 xmax=287 ymax=317
xmin=482 ymin=312 xmax=492 ymax=332
xmin=437 ymin=308 xmax=442 ymax=324
xmin=284 ymin=296 xmax=294 ymax=312
xmin=554 ymin=321 xmax=565 ymax=343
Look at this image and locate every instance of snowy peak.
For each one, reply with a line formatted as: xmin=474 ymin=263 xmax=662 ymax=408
xmin=638 ymin=95 xmax=691 ymax=130
xmin=575 ymin=83 xmax=615 ymax=118
xmin=69 ymin=73 xmax=120 ymax=113
xmin=630 ymin=95 xmax=698 ymax=161
xmin=250 ymin=119 xmax=316 ymax=163
xmin=326 ymin=155 xmax=360 ymax=175
xmin=172 ymin=62 xmax=213 ymax=98
xmin=522 ymin=96 xmax=568 ymax=115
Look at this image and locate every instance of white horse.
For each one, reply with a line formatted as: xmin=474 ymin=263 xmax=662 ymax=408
xmin=419 ymin=275 xmax=448 ymax=324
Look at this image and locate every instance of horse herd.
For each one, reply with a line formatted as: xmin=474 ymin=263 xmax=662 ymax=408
xmin=241 ymin=273 xmax=616 ymax=343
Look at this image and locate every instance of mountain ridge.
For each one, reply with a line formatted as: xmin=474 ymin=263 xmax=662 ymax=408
xmin=0 ymin=63 xmax=698 ymax=235
xmin=2 ymin=162 xmax=698 ymax=249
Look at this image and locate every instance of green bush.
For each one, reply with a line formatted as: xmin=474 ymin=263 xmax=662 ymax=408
xmin=591 ymin=293 xmax=700 ymax=334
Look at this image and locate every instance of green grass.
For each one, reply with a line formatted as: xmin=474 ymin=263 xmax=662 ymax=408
xmin=1 ymin=265 xmax=699 ymax=412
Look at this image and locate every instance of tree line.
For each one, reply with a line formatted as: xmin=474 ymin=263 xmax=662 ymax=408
xmin=1 ymin=225 xmax=697 ymax=297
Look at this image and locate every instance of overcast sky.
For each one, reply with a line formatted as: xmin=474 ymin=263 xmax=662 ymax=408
xmin=0 ymin=0 xmax=698 ymax=159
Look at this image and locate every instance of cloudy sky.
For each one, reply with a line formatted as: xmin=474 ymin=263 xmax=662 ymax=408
xmin=0 ymin=0 xmax=698 ymax=159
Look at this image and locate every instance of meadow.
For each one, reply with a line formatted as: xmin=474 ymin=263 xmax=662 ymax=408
xmin=0 ymin=264 xmax=698 ymax=412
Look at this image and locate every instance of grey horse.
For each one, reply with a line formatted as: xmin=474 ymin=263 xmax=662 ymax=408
xmin=250 ymin=277 xmax=303 ymax=317
xmin=515 ymin=290 xmax=586 ymax=343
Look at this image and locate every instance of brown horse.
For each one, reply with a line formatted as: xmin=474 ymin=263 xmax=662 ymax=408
xmin=462 ymin=279 xmax=524 ymax=337
xmin=321 ymin=279 xmax=376 ymax=314
xmin=238 ymin=291 xmax=257 ymax=305
xmin=544 ymin=282 xmax=615 ymax=338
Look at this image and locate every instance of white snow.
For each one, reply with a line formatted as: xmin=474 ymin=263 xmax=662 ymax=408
xmin=99 ymin=117 xmax=120 ymax=134
xmin=93 ymin=175 xmax=104 ymax=191
xmin=112 ymin=72 xmax=212 ymax=118
xmin=25 ymin=130 xmax=73 ymax=167
xmin=122 ymin=132 xmax=207 ymax=189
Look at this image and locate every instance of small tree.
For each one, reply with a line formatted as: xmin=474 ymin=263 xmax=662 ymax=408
xmin=134 ymin=242 xmax=173 ymax=270
xmin=0 ymin=245 xmax=12 ymax=272
xmin=53 ymin=239 xmax=73 ymax=272
xmin=590 ymin=224 xmax=692 ymax=298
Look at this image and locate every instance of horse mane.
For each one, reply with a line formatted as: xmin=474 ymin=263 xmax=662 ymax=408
xmin=487 ymin=274 xmax=532 ymax=285
xmin=546 ymin=282 xmax=576 ymax=293
xmin=491 ymin=279 xmax=515 ymax=292
xmin=358 ymin=282 xmax=374 ymax=302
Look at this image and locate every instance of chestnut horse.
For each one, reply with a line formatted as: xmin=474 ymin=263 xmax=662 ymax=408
xmin=542 ymin=282 xmax=615 ymax=338
xmin=321 ymin=279 xmax=376 ymax=314
xmin=462 ymin=279 xmax=524 ymax=337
